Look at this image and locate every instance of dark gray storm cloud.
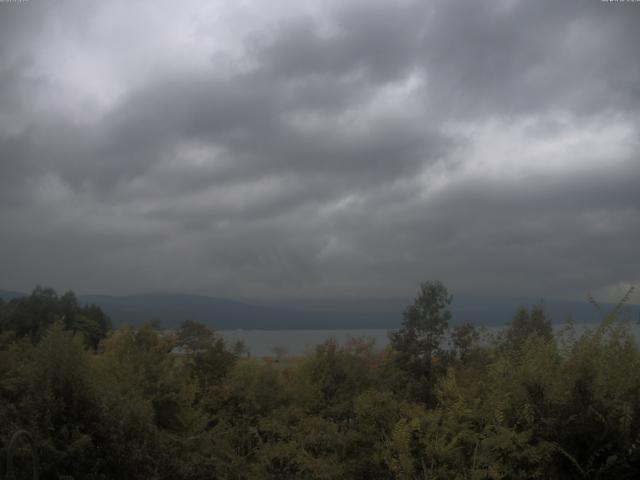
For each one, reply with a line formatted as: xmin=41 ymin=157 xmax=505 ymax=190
xmin=0 ymin=0 xmax=638 ymax=301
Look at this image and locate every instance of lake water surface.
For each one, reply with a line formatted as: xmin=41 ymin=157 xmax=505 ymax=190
xmin=219 ymin=329 xmax=390 ymax=357
xmin=220 ymin=322 xmax=640 ymax=358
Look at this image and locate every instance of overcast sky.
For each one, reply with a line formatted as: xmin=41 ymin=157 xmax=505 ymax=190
xmin=0 ymin=0 xmax=638 ymax=301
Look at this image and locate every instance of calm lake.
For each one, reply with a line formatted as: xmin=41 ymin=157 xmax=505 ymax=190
xmin=219 ymin=322 xmax=640 ymax=358
xmin=219 ymin=329 xmax=390 ymax=357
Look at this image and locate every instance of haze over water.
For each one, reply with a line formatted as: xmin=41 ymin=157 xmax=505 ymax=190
xmin=220 ymin=322 xmax=640 ymax=357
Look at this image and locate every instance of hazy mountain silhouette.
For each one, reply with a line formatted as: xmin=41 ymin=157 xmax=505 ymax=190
xmin=0 ymin=289 xmax=28 ymax=301
xmin=2 ymin=289 xmax=638 ymax=329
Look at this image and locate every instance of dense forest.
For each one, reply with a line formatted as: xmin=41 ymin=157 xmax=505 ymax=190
xmin=1 ymin=283 xmax=639 ymax=479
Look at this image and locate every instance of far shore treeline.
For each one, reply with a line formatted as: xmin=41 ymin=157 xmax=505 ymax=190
xmin=1 ymin=282 xmax=639 ymax=479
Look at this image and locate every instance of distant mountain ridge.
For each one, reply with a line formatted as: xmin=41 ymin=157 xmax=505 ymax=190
xmin=1 ymin=289 xmax=638 ymax=330
xmin=0 ymin=289 xmax=29 ymax=301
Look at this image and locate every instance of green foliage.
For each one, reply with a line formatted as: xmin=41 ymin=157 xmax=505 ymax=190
xmin=389 ymin=280 xmax=452 ymax=404
xmin=1 ymin=283 xmax=640 ymax=479
xmin=393 ymin=281 xmax=452 ymax=354
xmin=176 ymin=319 xmax=238 ymax=395
xmin=451 ymin=322 xmax=481 ymax=361
xmin=0 ymin=287 xmax=111 ymax=348
xmin=505 ymin=304 xmax=553 ymax=352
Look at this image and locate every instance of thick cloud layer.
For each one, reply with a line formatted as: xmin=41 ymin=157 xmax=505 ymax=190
xmin=0 ymin=0 xmax=638 ymax=301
